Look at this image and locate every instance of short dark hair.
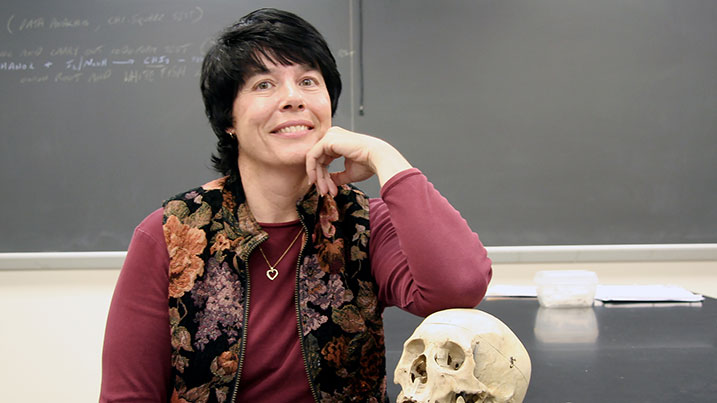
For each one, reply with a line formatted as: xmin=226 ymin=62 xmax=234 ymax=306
xmin=200 ymin=8 xmax=342 ymax=181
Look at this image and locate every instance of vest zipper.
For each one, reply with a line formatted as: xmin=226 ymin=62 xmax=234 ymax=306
xmin=229 ymin=242 xmax=259 ymax=403
xmin=294 ymin=219 xmax=320 ymax=403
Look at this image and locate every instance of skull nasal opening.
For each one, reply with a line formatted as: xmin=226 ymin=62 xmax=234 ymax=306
xmin=410 ymin=355 xmax=427 ymax=384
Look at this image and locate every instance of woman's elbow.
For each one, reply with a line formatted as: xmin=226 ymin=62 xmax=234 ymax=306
xmin=451 ymin=254 xmax=493 ymax=305
xmin=412 ymin=264 xmax=493 ymax=316
xmin=452 ymin=265 xmax=492 ymax=308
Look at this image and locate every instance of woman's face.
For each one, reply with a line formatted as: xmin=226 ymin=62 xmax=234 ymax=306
xmin=230 ymin=57 xmax=332 ymax=172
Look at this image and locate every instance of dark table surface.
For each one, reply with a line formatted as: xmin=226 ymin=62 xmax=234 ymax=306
xmin=383 ymin=296 xmax=717 ymax=402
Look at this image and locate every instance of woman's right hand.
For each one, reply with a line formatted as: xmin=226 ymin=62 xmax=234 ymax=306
xmin=306 ymin=126 xmax=412 ymax=196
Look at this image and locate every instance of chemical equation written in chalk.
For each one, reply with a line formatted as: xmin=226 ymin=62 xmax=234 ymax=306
xmin=1 ymin=43 xmax=206 ymax=85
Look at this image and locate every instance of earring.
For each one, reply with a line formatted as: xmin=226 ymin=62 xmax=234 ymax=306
xmin=227 ymin=130 xmax=235 ymax=139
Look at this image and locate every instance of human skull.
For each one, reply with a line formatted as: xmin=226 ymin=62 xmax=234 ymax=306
xmin=394 ymin=309 xmax=531 ymax=403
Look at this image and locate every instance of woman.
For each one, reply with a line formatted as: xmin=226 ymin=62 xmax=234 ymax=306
xmin=101 ymin=8 xmax=492 ymax=403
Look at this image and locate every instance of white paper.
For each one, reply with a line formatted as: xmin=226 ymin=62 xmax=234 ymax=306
xmin=486 ymin=284 xmax=704 ymax=302
xmin=594 ymin=285 xmax=704 ymax=302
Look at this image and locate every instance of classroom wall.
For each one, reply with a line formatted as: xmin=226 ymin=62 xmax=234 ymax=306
xmin=1 ymin=252 xmax=714 ymax=402
xmin=0 ymin=269 xmax=117 ymax=403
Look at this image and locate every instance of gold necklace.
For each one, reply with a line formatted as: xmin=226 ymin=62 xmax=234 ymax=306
xmin=258 ymin=229 xmax=303 ymax=281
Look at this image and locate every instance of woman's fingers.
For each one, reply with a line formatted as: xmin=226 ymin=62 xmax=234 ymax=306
xmin=329 ymin=170 xmax=352 ymax=188
xmin=307 ymin=126 xmax=400 ymax=196
xmin=323 ymin=164 xmax=338 ymax=196
xmin=306 ymin=129 xmax=343 ymax=196
xmin=306 ymin=149 xmax=329 ymax=195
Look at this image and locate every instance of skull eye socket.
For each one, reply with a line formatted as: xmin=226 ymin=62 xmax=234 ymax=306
xmin=405 ymin=339 xmax=425 ymax=355
xmin=434 ymin=341 xmax=465 ymax=370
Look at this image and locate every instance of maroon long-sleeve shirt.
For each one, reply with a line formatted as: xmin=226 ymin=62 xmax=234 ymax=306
xmin=101 ymin=168 xmax=492 ymax=402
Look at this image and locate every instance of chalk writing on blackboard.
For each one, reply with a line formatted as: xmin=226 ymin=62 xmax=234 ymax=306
xmin=6 ymin=7 xmax=204 ymax=34
xmin=2 ymin=42 xmax=205 ymax=85
xmin=6 ymin=15 xmax=93 ymax=34
xmin=2 ymin=5 xmax=211 ymax=86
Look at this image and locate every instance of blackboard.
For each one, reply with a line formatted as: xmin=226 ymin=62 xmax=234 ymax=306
xmin=0 ymin=0 xmax=353 ymax=252
xmin=2 ymin=0 xmax=716 ymax=252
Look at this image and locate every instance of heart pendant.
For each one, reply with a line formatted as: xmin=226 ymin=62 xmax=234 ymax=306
xmin=266 ymin=268 xmax=278 ymax=280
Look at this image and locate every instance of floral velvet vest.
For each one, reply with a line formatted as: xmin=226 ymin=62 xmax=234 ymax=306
xmin=162 ymin=177 xmax=387 ymax=403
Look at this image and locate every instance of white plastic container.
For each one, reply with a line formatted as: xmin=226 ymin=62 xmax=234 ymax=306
xmin=534 ymin=270 xmax=598 ymax=308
